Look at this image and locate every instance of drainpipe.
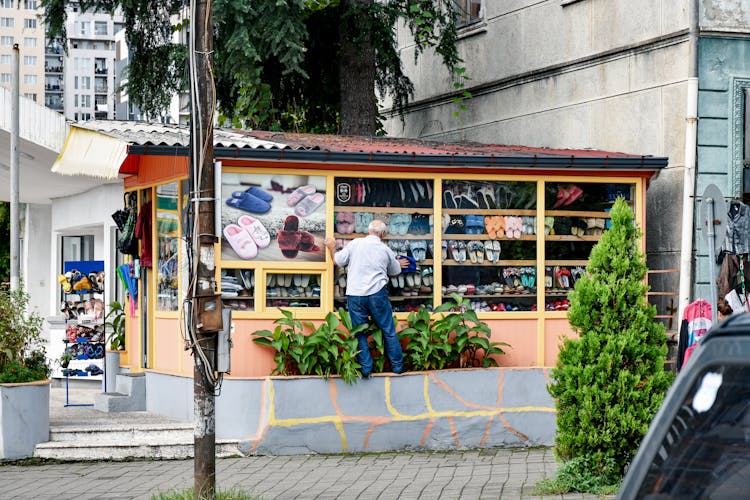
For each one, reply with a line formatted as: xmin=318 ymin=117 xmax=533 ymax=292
xmin=678 ymin=0 xmax=700 ymax=324
xmin=10 ymin=44 xmax=19 ymax=292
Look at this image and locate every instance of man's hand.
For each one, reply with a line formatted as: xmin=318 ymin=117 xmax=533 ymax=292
xmin=398 ymin=257 xmax=410 ymax=269
xmin=323 ymin=237 xmax=337 ymax=253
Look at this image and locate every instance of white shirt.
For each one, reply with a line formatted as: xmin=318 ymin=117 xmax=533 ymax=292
xmin=334 ymin=234 xmax=401 ymax=296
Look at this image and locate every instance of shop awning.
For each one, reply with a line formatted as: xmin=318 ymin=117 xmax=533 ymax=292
xmin=51 ymin=125 xmax=128 ymax=180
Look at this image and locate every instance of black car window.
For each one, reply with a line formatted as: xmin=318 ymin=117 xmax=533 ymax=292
xmin=635 ymin=364 xmax=750 ymax=499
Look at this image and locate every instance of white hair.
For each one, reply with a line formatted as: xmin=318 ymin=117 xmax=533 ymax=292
xmin=368 ymin=219 xmax=387 ymax=237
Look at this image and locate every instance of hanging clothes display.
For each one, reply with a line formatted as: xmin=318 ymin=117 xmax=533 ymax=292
xmin=722 ymin=200 xmax=750 ymax=255
xmin=134 ymin=200 xmax=153 ymax=268
xmin=677 ymin=299 xmax=712 ymax=370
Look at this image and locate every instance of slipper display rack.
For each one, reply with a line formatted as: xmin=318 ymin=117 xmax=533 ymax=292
xmin=334 ymin=178 xmax=435 ymax=313
xmin=329 ymin=178 xmax=633 ymax=314
xmin=57 ymin=261 xmax=106 ymax=407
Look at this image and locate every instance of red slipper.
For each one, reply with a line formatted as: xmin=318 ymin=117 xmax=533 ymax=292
xmin=278 ymin=216 xmax=300 ymax=258
xmin=297 ymin=231 xmax=321 ymax=252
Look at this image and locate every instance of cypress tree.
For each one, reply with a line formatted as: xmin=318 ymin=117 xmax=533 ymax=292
xmin=548 ymin=198 xmax=673 ymax=483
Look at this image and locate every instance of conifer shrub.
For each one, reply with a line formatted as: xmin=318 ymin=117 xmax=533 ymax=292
xmin=546 ymin=198 xmax=673 ymax=489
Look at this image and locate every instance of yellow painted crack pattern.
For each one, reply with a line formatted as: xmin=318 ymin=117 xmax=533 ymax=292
xmin=259 ymin=373 xmax=555 ymax=451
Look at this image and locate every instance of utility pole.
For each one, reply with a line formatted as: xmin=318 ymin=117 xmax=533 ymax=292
xmin=10 ymin=43 xmax=20 ymax=292
xmin=188 ymin=0 xmax=217 ymax=497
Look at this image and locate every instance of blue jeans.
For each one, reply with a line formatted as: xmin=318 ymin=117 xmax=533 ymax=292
xmin=347 ymin=286 xmax=403 ymax=377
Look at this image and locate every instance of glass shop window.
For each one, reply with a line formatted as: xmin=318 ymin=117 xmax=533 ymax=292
xmin=156 ymin=182 xmax=180 ymax=312
xmin=265 ymin=273 xmax=321 ymax=309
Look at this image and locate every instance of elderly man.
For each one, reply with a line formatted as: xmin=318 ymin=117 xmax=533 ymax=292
xmin=324 ymin=219 xmax=408 ymax=377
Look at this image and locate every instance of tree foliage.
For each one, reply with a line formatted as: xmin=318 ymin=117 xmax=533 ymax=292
xmin=547 ymin=198 xmax=673 ymax=487
xmin=41 ymin=0 xmax=463 ymax=134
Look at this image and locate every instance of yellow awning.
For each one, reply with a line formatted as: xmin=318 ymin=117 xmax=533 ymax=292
xmin=51 ymin=125 xmax=128 ymax=179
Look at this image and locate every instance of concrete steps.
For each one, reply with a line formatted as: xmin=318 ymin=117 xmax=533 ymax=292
xmin=34 ymin=422 xmax=241 ymax=460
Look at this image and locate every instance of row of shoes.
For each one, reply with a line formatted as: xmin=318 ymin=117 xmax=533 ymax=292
xmin=469 ymin=301 xmax=536 ymax=312
xmin=57 ymin=270 xmax=105 ymax=294
xmin=66 ymin=324 xmax=104 ymax=343
xmin=335 ymin=178 xmax=433 ymax=208
xmin=268 ymin=300 xmax=316 ymax=308
xmin=388 ymin=239 xmax=431 ymax=262
xmin=390 ymin=267 xmax=434 ymax=289
xmin=267 ymin=285 xmax=321 ymax=298
xmin=546 ymin=299 xmax=571 ymax=311
xmin=268 ymin=273 xmax=318 ymax=288
xmin=65 ymin=343 xmax=104 ymax=360
xmin=443 ymin=181 xmax=537 ymax=210
xmin=544 ymin=217 xmax=608 ymax=236
xmin=223 ymin=299 xmax=253 ymax=311
xmin=443 ymin=240 xmax=503 ymax=264
xmin=392 ymin=303 xmax=434 ymax=313
xmin=62 ymin=363 xmax=103 ymax=376
xmin=544 ymin=266 xmax=584 ymax=290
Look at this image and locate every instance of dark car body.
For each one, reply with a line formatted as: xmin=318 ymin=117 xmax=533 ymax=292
xmin=618 ymin=312 xmax=750 ymax=499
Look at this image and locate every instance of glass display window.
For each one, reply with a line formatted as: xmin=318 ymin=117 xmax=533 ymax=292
xmin=441 ymin=180 xmax=537 ymax=312
xmin=221 ymin=172 xmax=326 ymax=263
xmin=333 ymin=177 xmax=435 ymax=312
xmin=543 ymin=181 xmax=636 ymax=311
xmin=156 ymin=182 xmax=180 ymax=312
xmin=266 ymin=272 xmax=322 ymax=308
xmin=221 ymin=268 xmax=255 ymax=312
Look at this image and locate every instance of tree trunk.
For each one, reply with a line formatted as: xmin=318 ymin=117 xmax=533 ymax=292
xmin=339 ymin=0 xmax=376 ymax=136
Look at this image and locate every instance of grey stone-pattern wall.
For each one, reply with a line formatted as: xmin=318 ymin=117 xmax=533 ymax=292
xmin=146 ymin=368 xmax=556 ymax=455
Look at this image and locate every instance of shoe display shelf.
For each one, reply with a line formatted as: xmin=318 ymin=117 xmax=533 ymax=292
xmin=57 ymin=260 xmax=106 ymax=406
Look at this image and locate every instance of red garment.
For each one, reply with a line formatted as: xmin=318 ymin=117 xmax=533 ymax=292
xmin=134 ymin=201 xmax=153 ymax=268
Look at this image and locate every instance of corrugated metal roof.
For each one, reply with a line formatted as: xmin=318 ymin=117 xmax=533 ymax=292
xmin=74 ymin=120 xmax=289 ymax=150
xmin=74 ymin=119 xmax=651 ymax=159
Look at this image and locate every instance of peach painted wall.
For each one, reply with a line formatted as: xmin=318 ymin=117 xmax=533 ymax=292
xmin=153 ymin=316 xmax=183 ymax=373
xmin=485 ymin=319 xmax=539 ymax=367
xmin=544 ymin=318 xmax=577 ymax=366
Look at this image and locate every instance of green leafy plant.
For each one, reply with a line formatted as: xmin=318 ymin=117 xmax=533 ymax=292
xmin=59 ymin=349 xmax=72 ymax=369
xmin=534 ymin=454 xmax=620 ymax=495
xmin=0 ymin=286 xmax=50 ymax=383
xmin=105 ymin=300 xmax=126 ymax=351
xmin=252 ymin=309 xmax=309 ymax=376
xmin=546 ymin=198 xmax=673 ymax=492
xmin=399 ymin=303 xmax=452 ymax=370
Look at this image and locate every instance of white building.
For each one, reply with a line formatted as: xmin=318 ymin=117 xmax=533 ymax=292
xmin=0 ymin=0 xmax=45 ymax=103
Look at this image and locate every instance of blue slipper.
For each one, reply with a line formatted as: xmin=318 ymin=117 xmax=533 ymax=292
xmin=226 ymin=193 xmax=271 ymax=214
xmin=233 ymin=186 xmax=273 ymax=202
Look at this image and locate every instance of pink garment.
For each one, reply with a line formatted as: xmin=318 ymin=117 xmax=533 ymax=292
xmin=683 ymin=299 xmax=713 ymax=348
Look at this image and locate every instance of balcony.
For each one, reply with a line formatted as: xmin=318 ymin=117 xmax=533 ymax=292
xmin=44 ymin=83 xmax=64 ymax=93
xmin=45 ymin=45 xmax=63 ymax=55
xmin=45 ymin=99 xmax=63 ymax=110
xmin=94 ymin=67 xmax=108 ymax=75
xmin=44 ymin=65 xmax=63 ymax=74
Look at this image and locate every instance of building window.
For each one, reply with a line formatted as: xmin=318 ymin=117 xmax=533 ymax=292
xmin=23 ymin=0 xmax=36 ymax=9
xmin=23 ymin=55 xmax=36 ymax=66
xmin=23 ymin=92 xmax=36 ymax=101
xmin=0 ymin=17 xmax=13 ymax=27
xmin=94 ymin=21 xmax=107 ymax=35
xmin=0 ymin=0 xmax=12 ymax=8
xmin=0 ymin=36 xmax=14 ymax=46
xmin=0 ymin=54 xmax=9 ymax=64
xmin=81 ymin=94 xmax=90 ymax=107
xmin=81 ymin=76 xmax=90 ymax=89
xmin=24 ymin=17 xmax=36 ymax=29
xmin=455 ymin=0 xmax=482 ymax=28
xmin=23 ymin=74 xmax=36 ymax=84
xmin=23 ymin=36 xmax=36 ymax=47
xmin=79 ymin=21 xmax=88 ymax=36
xmin=0 ymin=73 xmax=10 ymax=83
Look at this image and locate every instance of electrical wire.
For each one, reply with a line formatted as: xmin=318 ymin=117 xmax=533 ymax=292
xmin=184 ymin=0 xmax=222 ymax=395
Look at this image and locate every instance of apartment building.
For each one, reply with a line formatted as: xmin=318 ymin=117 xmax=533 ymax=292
xmin=0 ymin=0 xmax=45 ymax=103
xmin=56 ymin=1 xmax=123 ymax=120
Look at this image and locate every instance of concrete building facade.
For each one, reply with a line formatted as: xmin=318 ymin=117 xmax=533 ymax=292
xmin=0 ymin=0 xmax=45 ymax=103
xmin=384 ymin=1 xmax=750 ymax=318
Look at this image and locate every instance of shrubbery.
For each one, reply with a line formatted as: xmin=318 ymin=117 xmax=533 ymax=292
xmin=0 ymin=286 xmax=50 ymax=383
xmin=253 ymin=294 xmax=508 ymax=384
xmin=545 ymin=198 xmax=673 ymax=492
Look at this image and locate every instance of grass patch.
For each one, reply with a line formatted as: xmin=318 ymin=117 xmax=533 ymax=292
xmin=534 ymin=455 xmax=620 ymax=496
xmin=151 ymin=488 xmax=261 ymax=500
